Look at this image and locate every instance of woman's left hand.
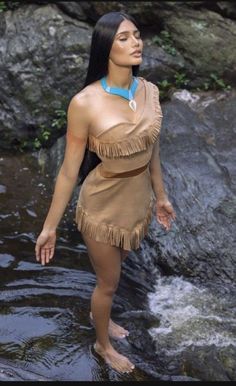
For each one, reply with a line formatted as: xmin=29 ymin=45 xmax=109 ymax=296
xmin=156 ymin=197 xmax=176 ymax=231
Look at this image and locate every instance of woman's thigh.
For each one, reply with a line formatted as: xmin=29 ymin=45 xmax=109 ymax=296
xmin=82 ymin=233 xmax=122 ymax=289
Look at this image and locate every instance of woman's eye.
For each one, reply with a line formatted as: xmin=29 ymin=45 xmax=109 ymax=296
xmin=119 ymin=33 xmax=141 ymax=42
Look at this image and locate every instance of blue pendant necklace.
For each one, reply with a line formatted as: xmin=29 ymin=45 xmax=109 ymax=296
xmin=100 ymin=76 xmax=139 ymax=112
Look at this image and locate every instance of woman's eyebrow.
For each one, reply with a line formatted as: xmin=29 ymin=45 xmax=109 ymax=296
xmin=116 ymin=29 xmax=139 ymax=36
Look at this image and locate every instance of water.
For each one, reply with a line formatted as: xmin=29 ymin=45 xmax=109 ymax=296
xmin=148 ymin=276 xmax=236 ymax=355
xmin=0 ymin=151 xmax=159 ymax=381
xmin=1 ymin=150 xmax=236 ymax=381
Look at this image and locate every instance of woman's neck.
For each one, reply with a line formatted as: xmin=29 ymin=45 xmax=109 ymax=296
xmin=106 ymin=71 xmax=133 ymax=89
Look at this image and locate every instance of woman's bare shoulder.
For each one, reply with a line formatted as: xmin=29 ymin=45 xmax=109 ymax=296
xmin=73 ymin=81 xmax=101 ymax=102
xmin=68 ymin=82 xmax=101 ymax=123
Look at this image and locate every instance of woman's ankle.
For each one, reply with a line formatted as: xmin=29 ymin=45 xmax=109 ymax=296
xmin=95 ymin=339 xmax=113 ymax=352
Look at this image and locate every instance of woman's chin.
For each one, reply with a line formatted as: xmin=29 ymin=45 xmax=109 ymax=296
xmin=131 ymin=57 xmax=142 ymax=63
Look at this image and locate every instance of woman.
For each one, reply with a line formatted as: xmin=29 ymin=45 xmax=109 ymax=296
xmin=35 ymin=11 xmax=176 ymax=374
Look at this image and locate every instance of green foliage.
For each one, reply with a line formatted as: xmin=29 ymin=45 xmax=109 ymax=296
xmin=157 ymin=72 xmax=190 ymax=99
xmin=0 ymin=1 xmax=21 ymax=12
xmin=14 ymin=73 xmax=232 ymax=152
xmin=157 ymin=71 xmax=231 ymax=100
xmin=157 ymin=79 xmax=172 ymax=100
xmin=0 ymin=1 xmax=7 ymax=11
xmin=19 ymin=108 xmax=67 ymax=152
xmin=51 ymin=109 xmax=67 ymax=130
xmin=174 ymin=72 xmax=190 ymax=88
xmin=152 ymin=30 xmax=177 ymax=56
xmin=196 ymin=73 xmax=231 ymax=91
xmin=19 ymin=126 xmax=52 ymax=152
xmin=33 ymin=137 xmax=42 ymax=149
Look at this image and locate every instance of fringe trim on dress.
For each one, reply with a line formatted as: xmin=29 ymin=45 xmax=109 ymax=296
xmin=75 ymin=199 xmax=154 ymax=251
xmin=87 ymin=83 xmax=163 ymax=159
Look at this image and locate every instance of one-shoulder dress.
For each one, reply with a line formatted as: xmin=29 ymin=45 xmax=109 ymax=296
xmin=74 ymin=77 xmax=163 ymax=251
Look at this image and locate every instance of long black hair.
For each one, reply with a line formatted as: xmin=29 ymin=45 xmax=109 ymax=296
xmin=78 ymin=11 xmax=141 ymax=184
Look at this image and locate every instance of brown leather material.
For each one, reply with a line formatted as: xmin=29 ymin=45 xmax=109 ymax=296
xmin=75 ymin=78 xmax=163 ymax=251
xmin=100 ymin=162 xmax=149 ymax=178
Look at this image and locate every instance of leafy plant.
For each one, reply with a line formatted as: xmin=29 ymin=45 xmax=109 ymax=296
xmin=20 ymin=108 xmax=67 ymax=151
xmin=51 ymin=109 xmax=67 ymax=131
xmin=174 ymin=72 xmax=190 ymax=88
xmin=196 ymin=73 xmax=231 ymax=92
xmin=0 ymin=1 xmax=21 ymax=12
xmin=152 ymin=30 xmax=177 ymax=56
xmin=157 ymin=79 xmax=172 ymax=100
xmin=157 ymin=72 xmax=192 ymax=100
xmin=209 ymin=73 xmax=231 ymax=90
xmin=19 ymin=127 xmax=51 ymax=152
xmin=33 ymin=137 xmax=41 ymax=149
xmin=0 ymin=1 xmax=7 ymax=12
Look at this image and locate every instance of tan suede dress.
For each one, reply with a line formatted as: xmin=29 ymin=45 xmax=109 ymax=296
xmin=74 ymin=77 xmax=163 ymax=251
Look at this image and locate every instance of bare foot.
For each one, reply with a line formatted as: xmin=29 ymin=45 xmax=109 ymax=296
xmin=94 ymin=341 xmax=135 ymax=374
xmin=90 ymin=312 xmax=129 ymax=340
xmin=109 ymin=318 xmax=129 ymax=339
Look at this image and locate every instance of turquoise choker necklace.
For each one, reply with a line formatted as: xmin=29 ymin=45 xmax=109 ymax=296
xmin=100 ymin=76 xmax=139 ymax=112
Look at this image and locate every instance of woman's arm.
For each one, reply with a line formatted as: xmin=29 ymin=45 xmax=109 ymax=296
xmin=149 ymin=137 xmax=176 ymax=230
xmin=35 ymin=92 xmax=91 ymax=265
xmin=149 ymin=138 xmax=168 ymax=201
xmin=42 ymin=93 xmax=90 ymax=232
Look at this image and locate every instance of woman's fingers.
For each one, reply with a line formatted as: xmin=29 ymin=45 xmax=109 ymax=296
xmin=45 ymin=248 xmax=50 ymax=264
xmin=41 ymin=248 xmax=47 ymax=266
xmin=35 ymin=231 xmax=56 ymax=265
xmin=35 ymin=243 xmax=40 ymax=261
xmin=49 ymin=248 xmax=54 ymax=260
xmin=46 ymin=247 xmax=54 ymax=263
xmin=156 ymin=200 xmax=176 ymax=230
xmin=39 ymin=247 xmax=54 ymax=265
xmin=157 ymin=213 xmax=172 ymax=230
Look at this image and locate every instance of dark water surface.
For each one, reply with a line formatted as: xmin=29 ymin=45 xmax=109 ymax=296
xmin=2 ymin=150 xmax=235 ymax=382
xmin=0 ymin=151 xmax=160 ymax=381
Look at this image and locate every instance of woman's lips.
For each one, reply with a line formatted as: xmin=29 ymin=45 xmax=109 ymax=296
xmin=131 ymin=51 xmax=142 ymax=56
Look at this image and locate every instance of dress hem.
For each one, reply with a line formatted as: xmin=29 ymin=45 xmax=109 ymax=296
xmin=74 ymin=200 xmax=154 ymax=251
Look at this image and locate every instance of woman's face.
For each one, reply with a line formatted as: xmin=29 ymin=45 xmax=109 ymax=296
xmin=109 ymin=19 xmax=143 ymax=67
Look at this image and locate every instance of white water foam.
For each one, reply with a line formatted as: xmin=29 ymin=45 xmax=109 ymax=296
xmin=147 ymin=276 xmax=236 ymax=355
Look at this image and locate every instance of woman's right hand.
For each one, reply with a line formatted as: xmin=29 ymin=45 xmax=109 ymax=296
xmin=35 ymin=229 xmax=57 ymax=265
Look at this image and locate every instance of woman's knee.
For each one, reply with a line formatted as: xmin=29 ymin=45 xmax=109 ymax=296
xmin=81 ymin=233 xmax=122 ymax=294
xmin=96 ymin=277 xmax=119 ymax=296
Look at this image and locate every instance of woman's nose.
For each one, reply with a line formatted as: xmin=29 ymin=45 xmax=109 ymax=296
xmin=131 ymin=36 xmax=140 ymax=46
